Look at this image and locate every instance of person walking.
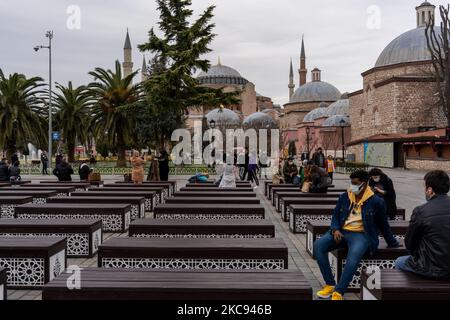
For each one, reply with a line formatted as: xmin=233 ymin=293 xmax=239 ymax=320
xmin=395 ymin=170 xmax=450 ymax=278
xmin=131 ymin=151 xmax=146 ymax=184
xmin=158 ymin=150 xmax=170 ymax=182
xmin=247 ymin=153 xmax=259 ymax=187
xmin=53 ymin=160 xmax=74 ymax=182
xmin=146 ymin=153 xmax=160 ymax=181
xmin=312 ymin=147 xmax=326 ymax=169
xmin=327 ymin=155 xmax=336 ymax=183
xmin=41 ymin=151 xmax=49 ymax=175
xmin=368 ymin=168 xmax=398 ymax=220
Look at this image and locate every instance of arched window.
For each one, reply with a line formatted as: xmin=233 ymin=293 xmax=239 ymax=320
xmin=360 ymin=110 xmax=366 ymax=127
xmin=374 ymin=107 xmax=381 ymax=126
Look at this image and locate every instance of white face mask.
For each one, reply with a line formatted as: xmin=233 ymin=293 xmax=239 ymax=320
xmin=351 ymin=183 xmax=365 ymax=196
xmin=373 ymin=176 xmax=381 ymax=183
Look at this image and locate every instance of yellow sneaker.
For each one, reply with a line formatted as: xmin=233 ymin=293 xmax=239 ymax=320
xmin=316 ymin=285 xmax=335 ymax=299
xmin=331 ymin=292 xmax=344 ymax=300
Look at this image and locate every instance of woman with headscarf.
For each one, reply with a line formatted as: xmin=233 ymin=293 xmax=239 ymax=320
xmin=158 ymin=150 xmax=170 ymax=181
xmin=369 ymin=168 xmax=398 ymax=220
xmin=131 ymin=151 xmax=145 ymax=184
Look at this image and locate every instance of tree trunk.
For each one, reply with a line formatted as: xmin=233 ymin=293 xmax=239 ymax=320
xmin=116 ymin=133 xmax=127 ymax=167
xmin=67 ymin=139 xmax=76 ymax=163
xmin=5 ymin=139 xmax=16 ymax=163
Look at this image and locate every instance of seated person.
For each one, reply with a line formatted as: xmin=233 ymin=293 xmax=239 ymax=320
xmin=395 ymin=170 xmax=450 ymax=279
xmin=309 ymin=165 xmax=329 ymax=193
xmin=283 ymin=158 xmax=298 ymax=184
xmin=313 ymin=169 xmax=399 ymax=300
xmin=188 ymin=172 xmax=209 ymax=183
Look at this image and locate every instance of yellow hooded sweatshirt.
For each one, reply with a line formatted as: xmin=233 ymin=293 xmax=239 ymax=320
xmin=343 ymin=186 xmax=375 ymax=233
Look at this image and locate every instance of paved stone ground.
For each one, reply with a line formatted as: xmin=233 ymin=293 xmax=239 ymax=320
xmin=7 ymin=168 xmax=429 ymax=300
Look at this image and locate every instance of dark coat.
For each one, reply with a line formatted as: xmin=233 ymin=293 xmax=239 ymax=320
xmin=369 ymin=175 xmax=397 ymax=220
xmin=312 ymin=152 xmax=326 ymax=168
xmin=158 ymin=154 xmax=170 ymax=181
xmin=53 ymin=163 xmax=74 ymax=181
xmin=405 ymin=194 xmax=450 ymax=278
xmin=78 ymin=163 xmax=91 ymax=181
xmin=0 ymin=163 xmax=10 ymax=181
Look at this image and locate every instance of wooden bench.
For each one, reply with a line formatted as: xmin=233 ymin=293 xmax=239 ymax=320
xmin=279 ymin=196 xmax=339 ymax=221
xmin=0 ymin=190 xmax=58 ymax=204
xmin=165 ymin=197 xmax=260 ymax=205
xmin=115 ymin=180 xmax=177 ymax=194
xmin=0 ymin=196 xmax=34 ymax=218
xmin=43 ymin=268 xmax=312 ymax=300
xmin=73 ymin=190 xmax=155 ymax=212
xmin=10 ymin=186 xmax=76 ymax=197
xmin=289 ymin=205 xmax=406 ymax=234
xmin=0 ymin=267 xmax=6 ymax=300
xmin=91 ymin=187 xmax=164 ymax=204
xmin=267 ymin=183 xmax=337 ymax=200
xmin=98 ymin=237 xmax=288 ymax=270
xmin=185 ymin=183 xmax=251 ymax=188
xmin=0 ymin=219 xmax=102 ymax=258
xmin=129 ymin=219 xmax=275 ymax=239
xmin=40 ymin=180 xmax=104 ymax=187
xmin=14 ymin=204 xmax=131 ymax=233
xmin=25 ymin=183 xmax=90 ymax=191
xmin=0 ymin=182 xmax=11 ymax=188
xmin=179 ymin=187 xmax=254 ymax=192
xmin=306 ymin=220 xmax=409 ymax=258
xmin=103 ymin=183 xmax=172 ymax=197
xmin=154 ymin=204 xmax=265 ymax=220
xmin=10 ymin=180 xmax=31 ymax=185
xmin=0 ymin=237 xmax=66 ymax=289
xmin=330 ymin=240 xmax=408 ymax=291
xmin=273 ymin=189 xmax=344 ymax=209
xmin=361 ymin=269 xmax=450 ymax=300
xmin=48 ymin=196 xmax=146 ymax=220
xmin=173 ymin=191 xmax=257 ymax=198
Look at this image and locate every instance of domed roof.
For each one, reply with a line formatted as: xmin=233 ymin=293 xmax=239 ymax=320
xmin=290 ymin=81 xmax=341 ymax=103
xmin=325 ymin=95 xmax=350 ymax=117
xmin=375 ymin=26 xmax=441 ymax=68
xmin=197 ymin=62 xmax=248 ymax=86
xmin=323 ymin=115 xmax=350 ymax=127
xmin=205 ymin=107 xmax=241 ymax=127
xmin=303 ymin=107 xmax=328 ymax=122
xmin=243 ymin=112 xmax=277 ymax=128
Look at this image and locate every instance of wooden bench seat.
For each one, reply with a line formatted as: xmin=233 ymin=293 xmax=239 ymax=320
xmin=154 ymin=204 xmax=265 ymax=220
xmin=10 ymin=180 xmax=31 ymax=185
xmin=0 ymin=219 xmax=102 ymax=258
xmin=73 ymin=190 xmax=155 ymax=212
xmin=279 ymin=197 xmax=338 ymax=221
xmin=9 ymin=186 xmax=76 ymax=197
xmin=43 ymin=268 xmax=312 ymax=300
xmin=98 ymin=237 xmax=288 ymax=270
xmin=129 ymin=219 xmax=275 ymax=238
xmin=103 ymin=183 xmax=172 ymax=197
xmin=266 ymin=183 xmax=337 ymax=200
xmin=14 ymin=203 xmax=131 ymax=233
xmin=0 ymin=267 xmax=6 ymax=300
xmin=361 ymin=269 xmax=450 ymax=300
xmin=0 ymin=237 xmax=66 ymax=289
xmin=48 ymin=196 xmax=146 ymax=220
xmin=39 ymin=180 xmax=104 ymax=187
xmin=185 ymin=183 xmax=251 ymax=188
xmin=165 ymin=197 xmax=260 ymax=205
xmin=115 ymin=180 xmax=177 ymax=194
xmin=91 ymin=187 xmax=164 ymax=204
xmin=173 ymin=191 xmax=257 ymax=198
xmin=179 ymin=187 xmax=254 ymax=192
xmin=275 ymin=192 xmax=341 ymax=212
xmin=306 ymin=220 xmax=409 ymax=258
xmin=0 ymin=182 xmax=11 ymax=188
xmin=289 ymin=205 xmax=406 ymax=234
xmin=0 ymin=190 xmax=58 ymax=204
xmin=273 ymin=189 xmax=342 ymax=209
xmin=0 ymin=196 xmax=34 ymax=218
xmin=24 ymin=183 xmax=90 ymax=191
xmin=330 ymin=240 xmax=408 ymax=291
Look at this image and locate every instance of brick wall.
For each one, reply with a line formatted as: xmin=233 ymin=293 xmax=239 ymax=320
xmin=406 ymin=158 xmax=450 ymax=172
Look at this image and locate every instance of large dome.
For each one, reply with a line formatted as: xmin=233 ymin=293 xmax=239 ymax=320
xmin=290 ymin=81 xmax=341 ymax=103
xmin=375 ymin=26 xmax=441 ymax=68
xmin=325 ymin=94 xmax=350 ymax=117
xmin=303 ymin=107 xmax=328 ymax=122
xmin=205 ymin=107 xmax=241 ymax=127
xmin=243 ymin=112 xmax=277 ymax=128
xmin=323 ymin=115 xmax=350 ymax=127
xmin=197 ymin=63 xmax=248 ymax=86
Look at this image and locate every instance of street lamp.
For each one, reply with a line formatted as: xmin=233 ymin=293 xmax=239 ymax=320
xmin=306 ymin=126 xmax=311 ymax=160
xmin=340 ymin=118 xmax=346 ymax=163
xmin=34 ymin=30 xmax=53 ymax=169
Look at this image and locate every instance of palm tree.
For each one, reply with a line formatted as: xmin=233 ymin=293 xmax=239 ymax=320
xmin=88 ymin=60 xmax=142 ymax=167
xmin=0 ymin=69 xmax=47 ymax=159
xmin=54 ymin=81 xmax=91 ymax=162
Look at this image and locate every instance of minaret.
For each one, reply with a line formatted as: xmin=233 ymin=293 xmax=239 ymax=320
xmin=141 ymin=55 xmax=148 ymax=82
xmin=288 ymin=58 xmax=295 ymax=99
xmin=299 ymin=35 xmax=307 ymax=87
xmin=122 ymin=29 xmax=133 ymax=78
xmin=416 ymin=1 xmax=435 ymax=28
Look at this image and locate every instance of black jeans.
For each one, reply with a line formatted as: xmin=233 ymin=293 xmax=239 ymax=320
xmin=328 ymin=172 xmax=333 ymax=183
xmin=42 ymin=163 xmax=48 ymax=175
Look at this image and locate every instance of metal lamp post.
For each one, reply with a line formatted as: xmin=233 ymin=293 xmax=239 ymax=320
xmin=34 ymin=30 xmax=53 ymax=169
xmin=340 ymin=119 xmax=346 ymax=163
xmin=306 ymin=126 xmax=311 ymax=160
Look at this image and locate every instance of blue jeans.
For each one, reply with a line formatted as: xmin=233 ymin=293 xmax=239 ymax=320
xmin=313 ymin=231 xmax=370 ymax=295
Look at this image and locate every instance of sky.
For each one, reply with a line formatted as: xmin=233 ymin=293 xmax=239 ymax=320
xmin=1 ymin=0 xmax=449 ymax=106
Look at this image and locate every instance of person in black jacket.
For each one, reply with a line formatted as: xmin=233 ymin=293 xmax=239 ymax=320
xmin=78 ymin=160 xmax=92 ymax=181
xmin=53 ymin=160 xmax=74 ymax=182
xmin=395 ymin=170 xmax=450 ymax=279
xmin=41 ymin=151 xmax=49 ymax=175
xmin=0 ymin=158 xmax=10 ymax=182
xmin=309 ymin=165 xmax=329 ymax=193
xmin=369 ymin=168 xmax=398 ymax=220
xmin=158 ymin=150 xmax=170 ymax=182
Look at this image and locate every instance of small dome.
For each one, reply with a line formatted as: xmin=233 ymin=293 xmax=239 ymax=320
xmin=375 ymin=26 xmax=441 ymax=68
xmin=243 ymin=112 xmax=277 ymax=128
xmin=325 ymin=96 xmax=350 ymax=117
xmin=206 ymin=108 xmax=241 ymax=127
xmin=323 ymin=115 xmax=350 ymax=127
xmin=290 ymin=81 xmax=341 ymax=103
xmin=197 ymin=63 xmax=248 ymax=86
xmin=303 ymin=107 xmax=328 ymax=122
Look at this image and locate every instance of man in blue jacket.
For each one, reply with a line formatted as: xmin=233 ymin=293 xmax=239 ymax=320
xmin=313 ymin=169 xmax=400 ymax=300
